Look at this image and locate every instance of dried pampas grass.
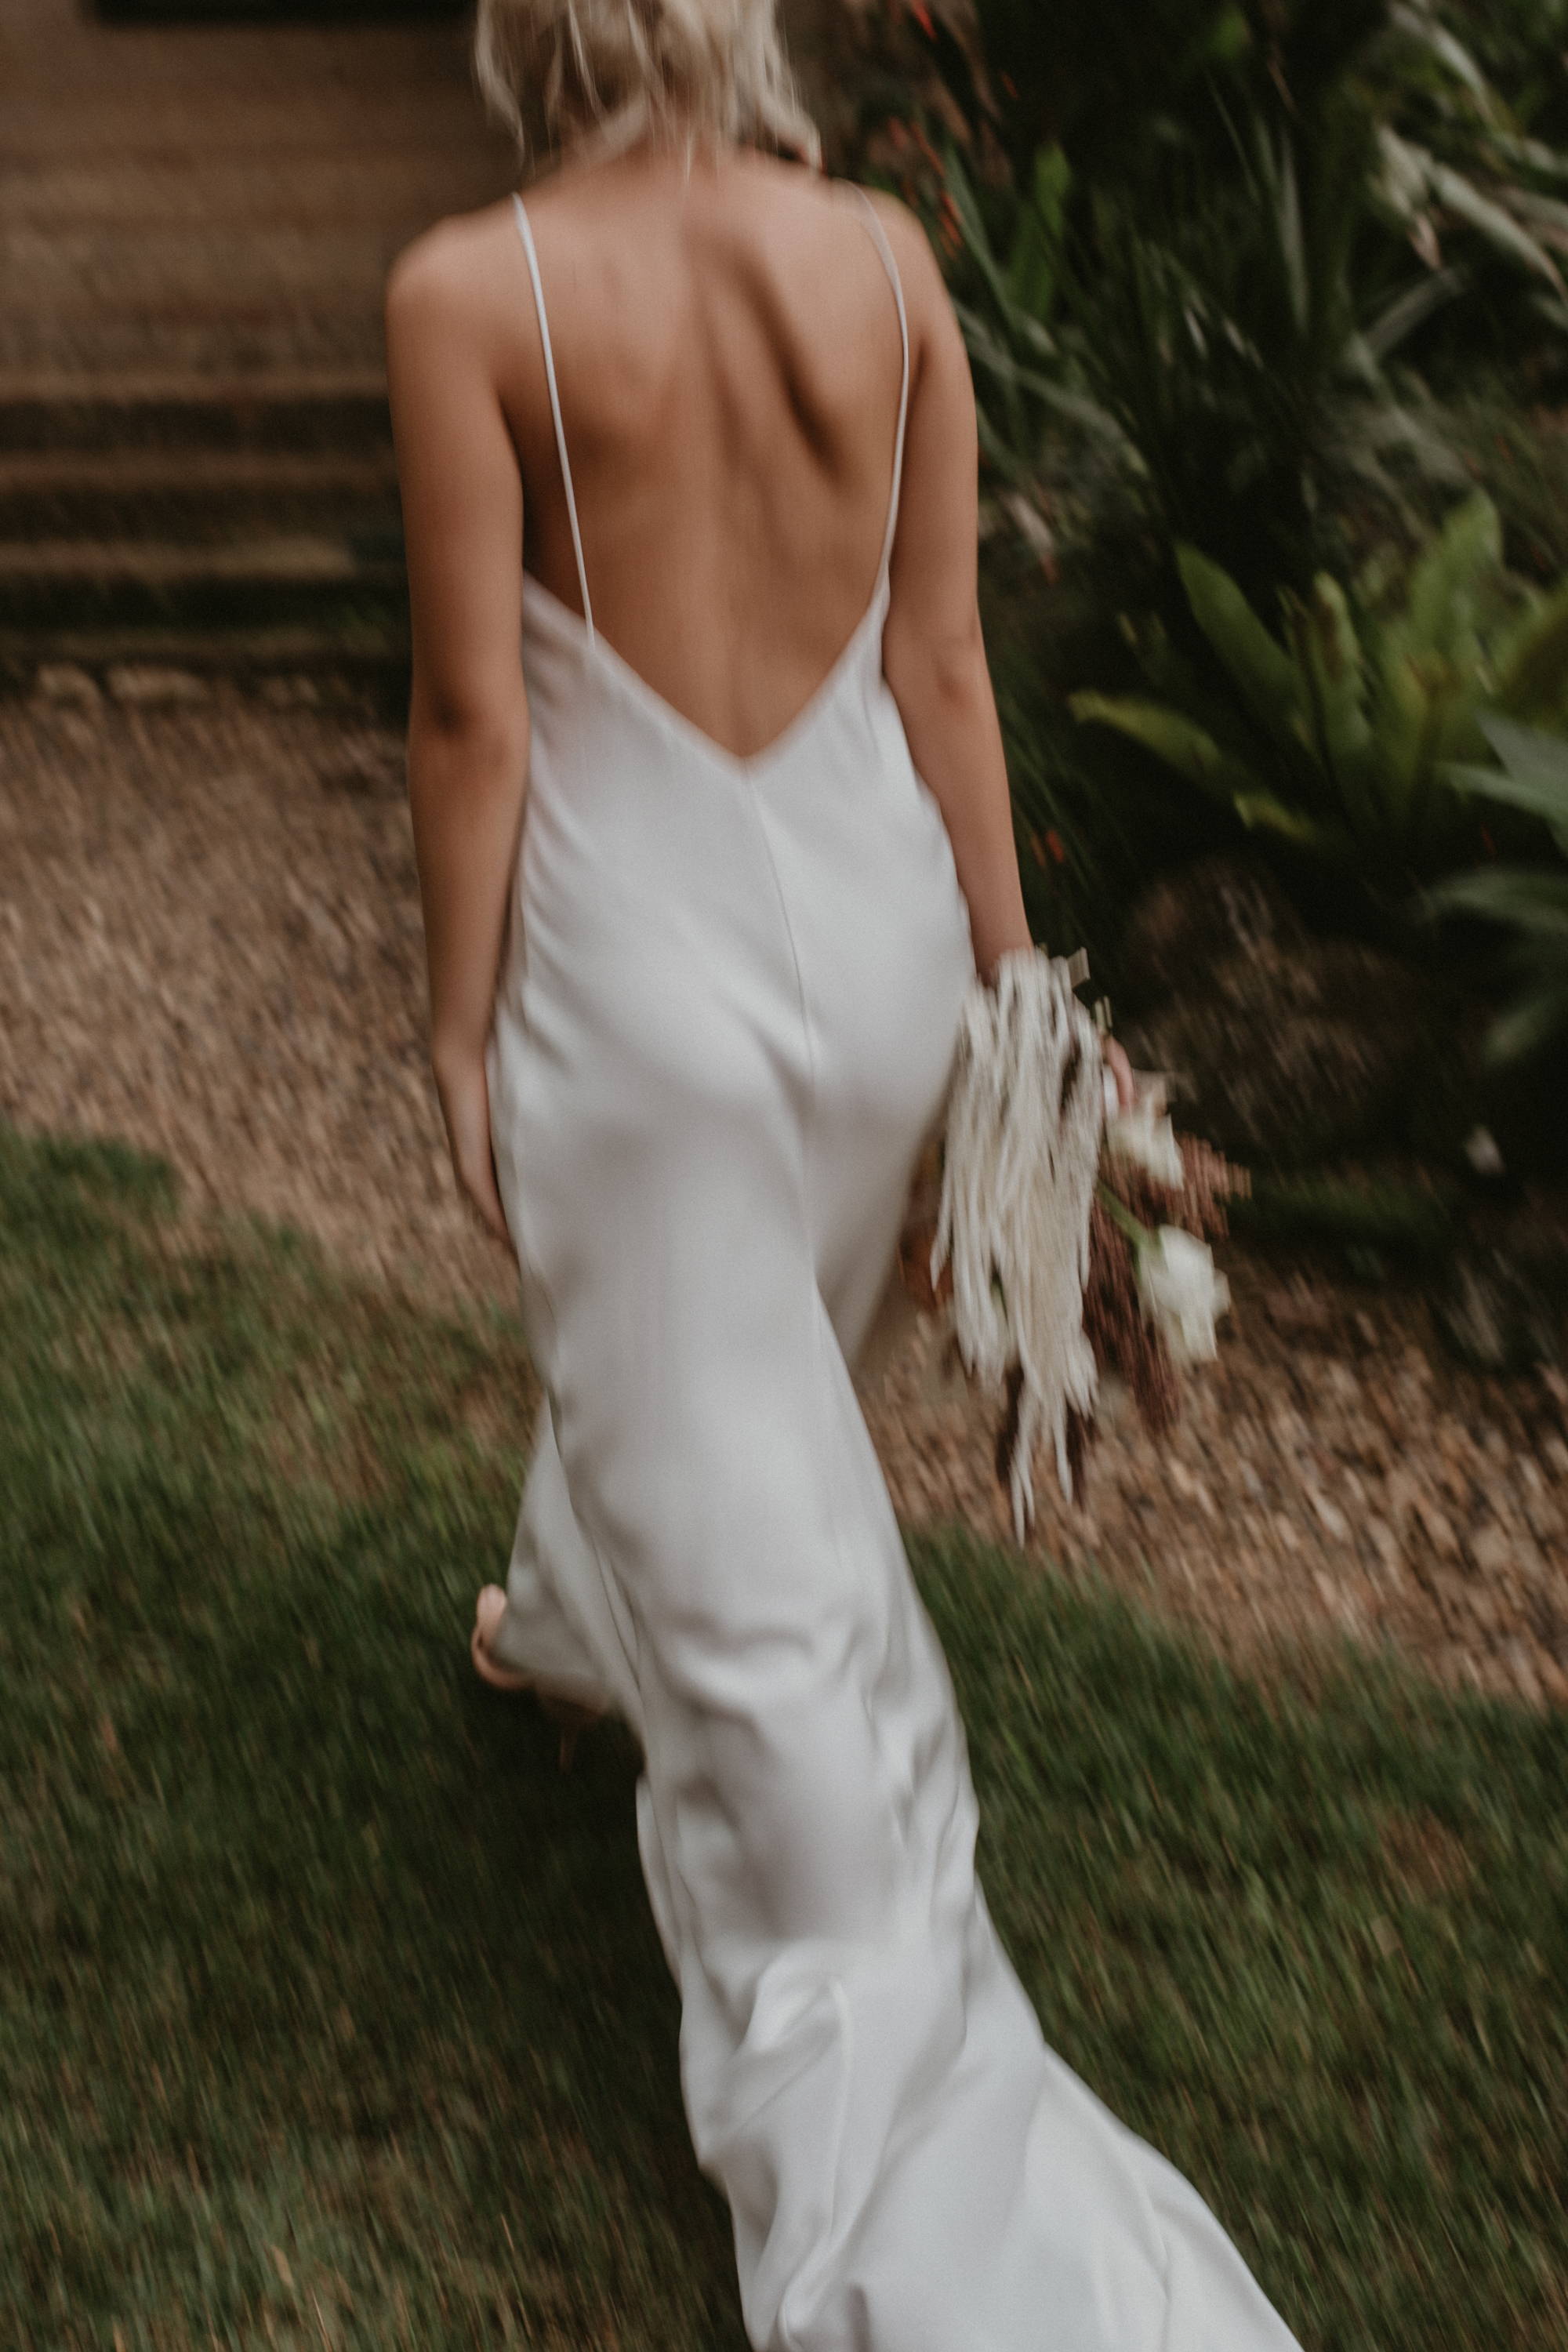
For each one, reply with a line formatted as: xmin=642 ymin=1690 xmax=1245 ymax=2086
xmin=931 ymin=949 xmax=1105 ymax=1539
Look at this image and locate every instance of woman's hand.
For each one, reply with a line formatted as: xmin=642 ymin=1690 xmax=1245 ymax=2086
xmin=1105 ymin=1036 xmax=1136 ymax=1112
xmin=433 ymin=1044 xmax=515 ymax=1254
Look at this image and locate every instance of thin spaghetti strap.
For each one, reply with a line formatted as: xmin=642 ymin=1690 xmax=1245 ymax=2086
xmin=845 ymin=186 xmax=912 ymax=584
xmin=511 ymin=194 xmax=596 ymax=645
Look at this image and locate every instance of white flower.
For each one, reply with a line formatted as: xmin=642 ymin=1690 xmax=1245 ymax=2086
xmin=1105 ymin=1092 xmax=1185 ymax=1190
xmin=1136 ymin=1226 xmax=1231 ymax=1367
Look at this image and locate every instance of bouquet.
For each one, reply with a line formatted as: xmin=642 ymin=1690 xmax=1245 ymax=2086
xmin=898 ymin=947 xmax=1246 ymax=1541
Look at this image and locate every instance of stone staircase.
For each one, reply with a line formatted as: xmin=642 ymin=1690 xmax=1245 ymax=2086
xmin=0 ymin=0 xmax=881 ymax=702
xmin=0 ymin=0 xmax=514 ymax=702
xmin=0 ymin=372 xmax=408 ymax=697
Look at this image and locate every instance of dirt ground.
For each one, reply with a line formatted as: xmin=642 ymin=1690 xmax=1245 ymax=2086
xmin=4 ymin=681 xmax=1566 ymax=1710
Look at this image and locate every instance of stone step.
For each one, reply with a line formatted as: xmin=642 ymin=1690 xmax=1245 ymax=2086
xmin=3 ymin=0 xmax=516 ymax=376
xmin=0 ymin=373 xmax=392 ymax=456
xmin=0 ymin=535 xmax=407 ymax=631
xmin=0 ymin=622 xmax=409 ymax=709
xmin=0 ymin=448 xmax=401 ymax=543
xmin=95 ymin=2 xmax=466 ymax=34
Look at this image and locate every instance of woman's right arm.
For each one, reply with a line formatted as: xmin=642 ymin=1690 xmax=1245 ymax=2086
xmin=387 ymin=220 xmax=532 ymax=1249
xmin=877 ymin=201 xmax=1033 ymax=987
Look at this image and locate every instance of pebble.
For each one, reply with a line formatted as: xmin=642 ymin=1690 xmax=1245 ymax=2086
xmin=1467 ymin=1523 xmax=1515 ymax=1578
xmin=1308 ymin=1489 xmax=1352 ymax=1544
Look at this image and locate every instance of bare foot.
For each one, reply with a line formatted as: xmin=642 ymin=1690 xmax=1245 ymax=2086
xmin=470 ymin=1585 xmax=534 ymax=1692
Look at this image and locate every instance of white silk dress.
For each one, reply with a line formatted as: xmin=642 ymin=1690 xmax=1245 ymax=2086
xmin=483 ymin=187 xmax=1306 ymax=2352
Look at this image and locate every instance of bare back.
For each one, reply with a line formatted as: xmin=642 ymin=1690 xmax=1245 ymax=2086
xmin=394 ymin=150 xmax=942 ymax=760
xmin=389 ymin=136 xmax=1032 ymax=993
xmin=507 ymin=152 xmax=914 ymax=758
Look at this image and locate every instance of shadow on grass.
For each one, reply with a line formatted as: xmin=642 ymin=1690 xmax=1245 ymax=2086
xmin=1 ymin=1124 xmax=1564 ymax=2350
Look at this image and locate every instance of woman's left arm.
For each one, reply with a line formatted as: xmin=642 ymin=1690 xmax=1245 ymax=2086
xmin=386 ymin=227 xmax=530 ymax=1250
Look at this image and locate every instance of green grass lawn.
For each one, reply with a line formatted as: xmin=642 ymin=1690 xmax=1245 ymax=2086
xmin=2 ymin=1123 xmax=1565 ymax=2350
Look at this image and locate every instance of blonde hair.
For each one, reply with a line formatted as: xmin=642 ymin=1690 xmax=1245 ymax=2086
xmin=474 ymin=0 xmax=822 ymax=173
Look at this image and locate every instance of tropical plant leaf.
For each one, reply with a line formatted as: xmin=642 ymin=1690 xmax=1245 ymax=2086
xmin=1448 ymin=771 xmax=1568 ymax=854
xmin=1484 ymin=978 xmax=1568 ymax=1064
xmin=1403 ymin=492 xmax=1504 ymax=662
xmin=1175 ymin=548 xmax=1310 ymax=753
xmin=1076 ymin=498 xmax=1568 ymax=892
xmin=1008 ymin=147 xmax=1073 ymax=319
xmin=1481 ymin=713 xmax=1568 ymax=782
xmin=1292 ymin=575 xmax=1378 ymax=826
xmin=1377 ymin=125 xmax=1435 ymax=225
xmin=974 ymin=405 xmax=1035 ymax=491
xmin=1492 ymin=583 xmax=1568 ymax=722
xmin=1371 ymin=631 xmax=1439 ymax=815
xmin=1067 ymin=693 xmax=1261 ymax=804
xmin=1507 ymin=189 xmax=1568 ymax=256
xmin=1116 ymin=615 xmax=1243 ymax=739
xmin=956 ymin=308 xmax=1120 ymax=434
xmin=1429 ymin=868 xmax=1568 ymax=935
xmin=1232 ymin=792 xmax=1352 ymax=855
xmin=1428 ymin=158 xmax=1568 ymax=290
xmin=1493 ymin=134 xmax=1568 ymax=189
xmin=1387 ymin=4 xmax=1496 ymax=107
xmin=953 ymin=304 xmax=1060 ymax=397
xmin=1348 ymin=393 xmax=1470 ymax=491
xmin=1363 ymin=265 xmax=1470 ymax=361
xmin=941 ymin=147 xmax=1015 ymax=324
xmin=1447 ymin=719 xmax=1568 ymax=850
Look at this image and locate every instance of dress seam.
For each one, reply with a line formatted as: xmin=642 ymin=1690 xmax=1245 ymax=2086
xmin=739 ymin=780 xmax=870 ymax=2352
xmin=735 ymin=778 xmax=838 ymax=1578
xmin=500 ymin=740 xmax=644 ymax=1720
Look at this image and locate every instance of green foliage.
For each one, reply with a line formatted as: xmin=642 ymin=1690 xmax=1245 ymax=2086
xmin=967 ymin=0 xmax=1568 ymax=275
xmin=1436 ymin=0 xmax=1568 ymax=135
xmin=1371 ymin=2 xmax=1568 ymax=354
xmin=1447 ymin=395 xmax=1568 ymax=580
xmin=969 ymin=0 xmax=1324 ymax=180
xmin=931 ymin=0 xmax=1568 ymax=601
xmin=1063 ymin=103 xmax=1460 ymax=597
xmin=1429 ymin=717 xmax=1568 ymax=1058
xmin=978 ymin=528 xmax=1228 ymax=975
xmin=1071 ymin=495 xmax=1568 ymax=888
xmin=936 ymin=42 xmax=1466 ymax=593
xmin=1230 ymin=1171 xmax=1461 ymax=1260
xmin=940 ymin=117 xmax=1464 ymax=599
xmin=939 ymin=142 xmax=1120 ymax=499
xmin=4 ymin=1122 xmax=1568 ymax=2350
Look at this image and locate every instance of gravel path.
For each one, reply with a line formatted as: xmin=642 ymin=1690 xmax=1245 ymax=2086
xmin=4 ymin=683 xmax=1565 ymax=1709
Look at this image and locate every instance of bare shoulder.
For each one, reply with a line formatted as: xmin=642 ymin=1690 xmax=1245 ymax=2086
xmin=384 ymin=199 xmax=524 ymax=342
xmin=729 ymin=155 xmax=943 ymax=296
xmin=829 ymin=180 xmax=961 ymax=381
xmin=844 ymin=185 xmax=948 ymax=308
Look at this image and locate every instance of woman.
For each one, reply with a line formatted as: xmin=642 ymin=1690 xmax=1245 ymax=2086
xmin=385 ymin=2 xmax=1305 ymax=2344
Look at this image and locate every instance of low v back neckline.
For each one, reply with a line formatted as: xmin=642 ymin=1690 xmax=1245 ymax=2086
xmin=510 ymin=178 xmax=911 ymax=776
xmin=521 ymin=565 xmax=890 ymax=779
